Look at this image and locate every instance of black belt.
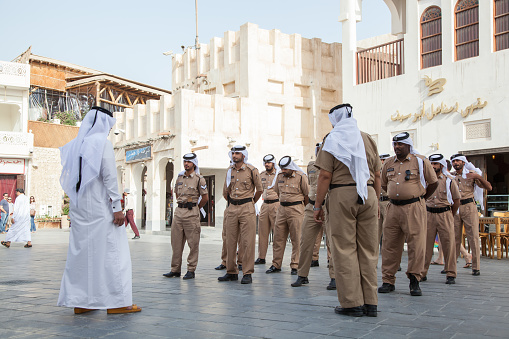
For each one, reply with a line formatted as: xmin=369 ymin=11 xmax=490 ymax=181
xmin=390 ymin=196 xmax=423 ymax=206
xmin=380 ymin=196 xmax=390 ymax=202
xmin=264 ymin=199 xmax=279 ymax=204
xmin=460 ymin=198 xmax=474 ymax=205
xmin=329 ymin=183 xmax=374 ymax=190
xmin=177 ymin=202 xmax=197 ymax=208
xmin=427 ymin=206 xmax=451 ymax=213
xmin=280 ymin=201 xmax=303 ymax=207
xmin=308 ymin=199 xmax=325 ymax=206
xmin=229 ymin=198 xmax=253 ymax=206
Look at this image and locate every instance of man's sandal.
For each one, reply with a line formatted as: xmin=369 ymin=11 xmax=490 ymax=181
xmin=107 ymin=304 xmax=142 ymax=314
xmin=1 ymin=241 xmax=10 ymax=248
xmin=24 ymin=244 xmax=32 ymax=248
xmin=74 ymin=308 xmax=96 ymax=314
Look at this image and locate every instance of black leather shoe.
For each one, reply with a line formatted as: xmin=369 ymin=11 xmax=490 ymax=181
xmin=334 ymin=306 xmax=363 ymax=317
xmin=133 ymin=235 xmax=140 ymax=239
xmin=472 ymin=270 xmax=480 ymax=276
xmin=218 ymin=273 xmax=238 ymax=281
xmin=291 ymin=268 xmax=298 ymax=275
xmin=215 ymin=264 xmax=226 ymax=270
xmin=446 ymin=276 xmax=456 ymax=284
xmin=397 ymin=266 xmax=402 ymax=271
xmin=241 ymin=274 xmax=252 ymax=284
xmin=409 ymin=274 xmax=422 ymax=296
xmin=327 ymin=278 xmax=336 ymax=290
xmin=441 ymin=270 xmax=446 ymax=274
xmin=421 ymin=276 xmax=427 ymax=281
xmin=310 ymin=260 xmax=319 ymax=267
xmin=183 ymin=271 xmax=195 ymax=280
xmin=378 ymin=283 xmax=395 ymax=293
xmin=291 ymin=276 xmax=309 ymax=287
xmin=254 ymin=258 xmax=266 ymax=265
xmin=266 ymin=265 xmax=281 ymax=274
xmin=363 ymin=304 xmax=377 ymax=317
xmin=162 ymin=271 xmax=181 ymax=278
xmin=238 ymin=264 xmax=243 ymax=271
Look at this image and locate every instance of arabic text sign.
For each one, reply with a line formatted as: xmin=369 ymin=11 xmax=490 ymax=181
xmin=0 ymin=158 xmax=25 ymax=174
xmin=126 ymin=146 xmax=151 ymax=163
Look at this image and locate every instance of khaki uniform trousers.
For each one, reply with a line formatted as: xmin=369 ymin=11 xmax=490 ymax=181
xmin=422 ymin=210 xmax=457 ymax=278
xmin=298 ymin=204 xmax=334 ymax=278
xmin=381 ymin=199 xmax=427 ymax=284
xmin=378 ymin=200 xmax=389 ymax=246
xmin=272 ymin=204 xmax=305 ymax=269
xmin=226 ymin=202 xmax=256 ymax=275
xmin=221 ymin=209 xmax=243 ymax=266
xmin=257 ymin=202 xmax=279 ymax=260
xmin=171 ymin=206 xmax=201 ymax=273
xmin=329 ymin=186 xmax=378 ymax=308
xmin=312 ymin=228 xmax=323 ymax=261
xmin=454 ymin=203 xmax=480 ymax=270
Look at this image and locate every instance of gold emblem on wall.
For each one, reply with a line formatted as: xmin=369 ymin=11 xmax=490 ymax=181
xmin=423 ymin=75 xmax=446 ymax=96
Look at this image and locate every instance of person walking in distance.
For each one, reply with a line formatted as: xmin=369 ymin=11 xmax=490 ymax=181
xmin=0 ymin=193 xmax=9 ymax=234
xmin=255 ymin=154 xmax=280 ymax=265
xmin=420 ymin=154 xmax=460 ymax=284
xmin=163 ymin=153 xmax=208 ymax=280
xmin=313 ymin=104 xmax=381 ymax=317
xmin=57 ymin=107 xmax=140 ymax=314
xmin=266 ymin=156 xmax=309 ymax=276
xmin=29 ymin=196 xmax=36 ymax=232
xmin=1 ymin=189 xmax=32 ymax=248
xmin=378 ymin=132 xmax=438 ymax=297
xmin=218 ymin=145 xmax=263 ymax=284
xmin=123 ymin=189 xmax=140 ymax=239
xmin=450 ymin=153 xmax=492 ymax=276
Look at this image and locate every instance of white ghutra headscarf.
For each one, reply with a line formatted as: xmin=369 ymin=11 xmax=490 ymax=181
xmin=322 ymin=104 xmax=370 ymax=203
xmin=429 ymin=154 xmax=454 ymax=205
xmin=179 ymin=153 xmax=206 ymax=217
xmin=392 ymin=132 xmax=426 ymax=190
xmin=450 ymin=153 xmax=484 ymax=209
xmin=278 ymin=156 xmax=307 ymax=176
xmin=59 ymin=107 xmax=115 ymax=206
xmin=263 ymin=154 xmax=280 ymax=189
xmin=226 ymin=145 xmax=252 ymax=187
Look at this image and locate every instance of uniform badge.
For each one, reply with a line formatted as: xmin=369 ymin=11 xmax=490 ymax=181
xmin=387 ymin=168 xmax=394 ymax=172
xmin=177 ymin=182 xmax=183 ymax=185
xmin=261 ymin=178 xmax=266 ymax=181
xmin=201 ymin=185 xmax=207 ymax=189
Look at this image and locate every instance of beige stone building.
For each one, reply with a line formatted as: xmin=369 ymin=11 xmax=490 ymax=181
xmin=112 ymin=23 xmax=342 ymax=231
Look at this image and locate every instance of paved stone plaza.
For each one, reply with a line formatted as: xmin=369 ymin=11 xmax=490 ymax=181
xmin=0 ymin=228 xmax=508 ymax=338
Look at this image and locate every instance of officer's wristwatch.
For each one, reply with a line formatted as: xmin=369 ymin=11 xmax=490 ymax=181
xmin=313 ymin=206 xmax=322 ymax=211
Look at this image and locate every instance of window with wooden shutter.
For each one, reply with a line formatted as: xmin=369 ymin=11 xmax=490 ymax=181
xmin=421 ymin=6 xmax=442 ymax=68
xmin=495 ymin=0 xmax=509 ymax=51
xmin=455 ymin=0 xmax=479 ymax=61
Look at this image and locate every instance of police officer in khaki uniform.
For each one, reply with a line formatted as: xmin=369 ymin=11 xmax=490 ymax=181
xmin=421 ymin=154 xmax=461 ymax=284
xmin=292 ymin=143 xmax=335 ymax=289
xmin=266 ymin=156 xmax=309 ymax=275
xmin=450 ymin=154 xmax=492 ymax=276
xmin=313 ymin=104 xmax=380 ymax=317
xmin=311 ymin=229 xmax=323 ymax=267
xmin=218 ymin=145 xmax=263 ymax=284
xmin=215 ymin=208 xmax=243 ymax=270
xmin=163 ymin=153 xmax=208 ymax=280
xmin=378 ymin=154 xmax=391 ymax=244
xmin=378 ymin=132 xmax=438 ymax=296
xmin=255 ymin=154 xmax=280 ymax=265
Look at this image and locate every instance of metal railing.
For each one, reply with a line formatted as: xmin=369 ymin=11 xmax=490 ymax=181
xmin=357 ymin=39 xmax=404 ymax=84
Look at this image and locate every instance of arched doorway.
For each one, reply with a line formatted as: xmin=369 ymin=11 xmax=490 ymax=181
xmin=141 ymin=166 xmax=147 ymax=228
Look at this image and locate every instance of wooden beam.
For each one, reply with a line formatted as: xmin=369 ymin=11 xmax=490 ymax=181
xmin=99 ymin=98 xmax=131 ymax=109
xmin=108 ymin=88 xmax=115 ymax=102
xmin=191 ymin=145 xmax=209 ymax=152
xmin=114 ymin=91 xmax=124 ymax=104
xmin=125 ymin=93 xmax=132 ymax=106
xmin=99 ymin=86 xmax=107 ymax=95
xmin=133 ymin=96 xmax=139 ymax=105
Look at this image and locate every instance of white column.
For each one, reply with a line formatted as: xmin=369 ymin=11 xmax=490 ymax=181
xmin=339 ymin=0 xmax=359 ymax=98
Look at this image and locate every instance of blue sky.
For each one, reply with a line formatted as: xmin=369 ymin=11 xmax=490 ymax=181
xmin=1 ymin=0 xmax=391 ymax=90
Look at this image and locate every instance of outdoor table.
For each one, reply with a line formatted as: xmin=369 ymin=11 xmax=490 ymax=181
xmin=479 ymin=217 xmax=503 ymax=260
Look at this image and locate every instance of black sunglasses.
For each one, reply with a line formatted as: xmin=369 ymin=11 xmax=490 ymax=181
xmin=405 ymin=170 xmax=411 ymax=181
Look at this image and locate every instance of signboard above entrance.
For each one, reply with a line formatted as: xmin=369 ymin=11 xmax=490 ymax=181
xmin=0 ymin=158 xmax=25 ymax=174
xmin=126 ymin=146 xmax=151 ymax=163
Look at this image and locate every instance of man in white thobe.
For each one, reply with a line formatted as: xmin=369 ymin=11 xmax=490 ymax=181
xmin=1 ymin=189 xmax=31 ymax=248
xmin=57 ymin=106 xmax=141 ymax=315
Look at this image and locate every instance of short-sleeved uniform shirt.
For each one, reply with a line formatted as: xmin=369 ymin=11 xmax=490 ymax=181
xmin=381 ymin=154 xmax=437 ymax=200
xmin=274 ymin=171 xmax=309 ymax=203
xmin=315 ymin=132 xmax=381 ymax=184
xmin=260 ymin=170 xmax=278 ymax=201
xmin=426 ymin=174 xmax=461 ymax=208
xmin=0 ymin=199 xmax=8 ymax=214
xmin=223 ymin=163 xmax=263 ymax=200
xmin=307 ymin=161 xmax=320 ymax=201
xmin=175 ymin=172 xmax=207 ymax=204
xmin=451 ymin=172 xmax=480 ymax=200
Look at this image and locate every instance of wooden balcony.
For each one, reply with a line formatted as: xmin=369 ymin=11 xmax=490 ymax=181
xmin=356 ymin=39 xmax=405 ymax=85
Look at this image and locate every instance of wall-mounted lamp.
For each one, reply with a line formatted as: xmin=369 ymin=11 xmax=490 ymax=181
xmin=141 ymin=162 xmax=146 ymax=168
xmin=245 ymin=142 xmax=251 ymax=147
xmin=114 ymin=129 xmax=126 ymax=136
xmin=168 ymin=157 xmax=174 ymax=162
xmin=189 ymin=139 xmax=198 ymax=146
xmin=429 ymin=143 xmax=439 ymax=151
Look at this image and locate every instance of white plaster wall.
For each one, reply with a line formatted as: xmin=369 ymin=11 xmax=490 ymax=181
xmin=29 ymin=147 xmax=63 ymax=217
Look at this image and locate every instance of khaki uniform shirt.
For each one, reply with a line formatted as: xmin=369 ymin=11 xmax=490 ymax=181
xmin=175 ymin=173 xmax=207 ymax=204
xmin=315 ymin=132 xmax=381 ymax=184
xmin=260 ymin=170 xmax=279 ymax=201
xmin=223 ymin=163 xmax=263 ymax=200
xmin=274 ymin=171 xmax=309 ymax=203
xmin=426 ymin=174 xmax=461 ymax=208
xmin=381 ymin=154 xmax=437 ymax=200
xmin=451 ymin=172 xmax=480 ymax=200
xmin=381 ymin=187 xmax=388 ymax=199
xmin=307 ymin=161 xmax=320 ymax=201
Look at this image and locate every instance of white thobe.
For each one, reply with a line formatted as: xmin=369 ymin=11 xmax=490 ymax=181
xmin=57 ymin=140 xmax=133 ymax=309
xmin=6 ymin=194 xmax=30 ymax=242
